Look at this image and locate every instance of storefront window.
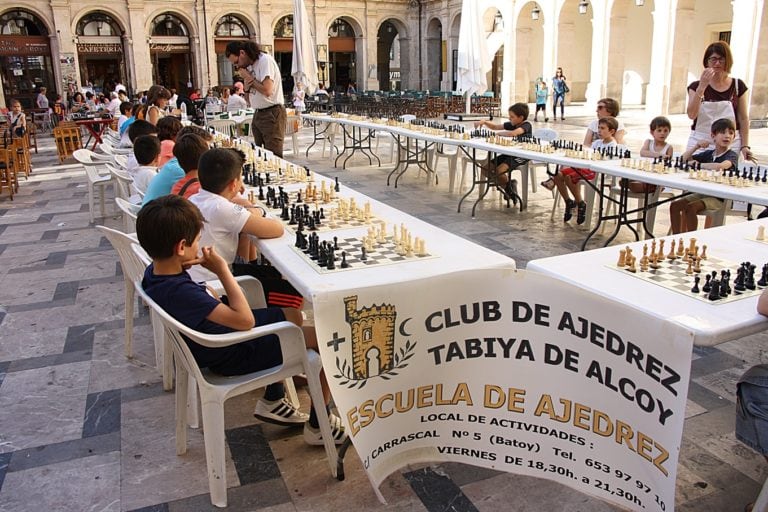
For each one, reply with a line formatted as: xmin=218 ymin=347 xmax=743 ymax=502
xmin=0 ymin=10 xmax=53 ymax=108
xmin=214 ymin=15 xmax=251 ymax=86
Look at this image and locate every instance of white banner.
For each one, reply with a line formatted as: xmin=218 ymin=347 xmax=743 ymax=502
xmin=313 ymin=268 xmax=693 ymax=512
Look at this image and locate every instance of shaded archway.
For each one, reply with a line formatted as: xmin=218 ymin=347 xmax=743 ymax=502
xmin=449 ymin=14 xmax=461 ymax=91
xmin=149 ymin=13 xmax=194 ymax=94
xmin=0 ymin=9 xmax=54 ymax=109
xmin=273 ymin=15 xmax=294 ymax=95
xmin=556 ymin=0 xmax=592 ymax=101
xmin=377 ymin=20 xmax=402 ymax=91
xmin=214 ymin=14 xmax=252 ymax=87
xmin=425 ymin=18 xmax=442 ymax=91
xmin=328 ymin=17 xmax=357 ymax=92
xmin=515 ymin=2 xmax=545 ymax=103
xmin=75 ymin=11 xmax=127 ymax=95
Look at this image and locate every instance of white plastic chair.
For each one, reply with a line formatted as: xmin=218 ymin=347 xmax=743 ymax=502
xmin=132 ymin=268 xmax=339 ymax=508
xmin=115 ymin=197 xmax=141 ymax=233
xmin=73 ymin=148 xmax=114 ymax=167
xmin=78 ymin=161 xmax=113 ymax=222
xmin=285 ymin=115 xmax=300 ymax=155
xmin=98 ymin=142 xmax=132 ymax=156
xmin=207 ymin=119 xmax=237 ymax=138
xmin=530 ymin=128 xmax=559 ymax=194
xmin=96 ymin=226 xmax=147 ymax=362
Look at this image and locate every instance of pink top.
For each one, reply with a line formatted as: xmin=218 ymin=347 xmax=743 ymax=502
xmin=158 ymin=140 xmax=175 ymax=167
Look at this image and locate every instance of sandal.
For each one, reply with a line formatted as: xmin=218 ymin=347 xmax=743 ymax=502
xmin=540 ymin=178 xmax=555 ymax=191
xmin=576 ymin=201 xmax=587 ymax=225
xmin=563 ymin=199 xmax=575 ymax=222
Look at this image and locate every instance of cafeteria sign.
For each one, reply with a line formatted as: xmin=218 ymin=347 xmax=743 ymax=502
xmin=313 ymin=268 xmax=693 ymax=512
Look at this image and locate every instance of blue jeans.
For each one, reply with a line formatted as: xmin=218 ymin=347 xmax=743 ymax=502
xmin=736 ymin=365 xmax=768 ymax=455
xmin=553 ymin=93 xmax=565 ymax=117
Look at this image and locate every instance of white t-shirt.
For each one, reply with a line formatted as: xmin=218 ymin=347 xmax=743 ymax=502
xmin=587 ymin=118 xmax=626 ymax=142
xmin=107 ymin=98 xmax=121 ymax=116
xmin=247 ymin=53 xmax=284 ymax=109
xmin=125 ymin=154 xmax=139 ymax=178
xmin=189 ymin=189 xmax=251 ymax=282
xmin=227 ymin=94 xmax=248 ymax=113
xmin=132 ymin=165 xmax=157 ymax=194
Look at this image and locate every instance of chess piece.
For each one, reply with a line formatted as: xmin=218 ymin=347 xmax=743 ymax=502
xmin=758 ymin=264 xmax=768 ymax=287
xmin=685 ymin=258 xmax=693 ymax=275
xmin=617 ymin=249 xmax=626 ymax=267
xmin=758 ymin=226 xmax=766 ymax=241
xmin=708 ymin=278 xmax=721 ymax=301
xmin=627 ymin=256 xmax=637 ymax=273
xmin=693 ymin=257 xmax=702 ymax=274
xmin=640 ymin=256 xmax=649 ymax=272
xmin=649 ymin=252 xmax=661 ymax=269
xmin=667 ymin=239 xmax=677 ymax=260
xmin=700 ymin=245 xmax=707 ymax=260
xmin=702 ymin=274 xmax=712 ymax=293
xmin=691 ymin=276 xmax=700 ymax=294
xmin=340 ymin=251 xmax=349 ymax=268
xmin=360 ymin=246 xmax=367 ymax=261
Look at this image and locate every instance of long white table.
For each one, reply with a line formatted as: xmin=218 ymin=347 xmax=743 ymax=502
xmin=248 ymin=173 xmax=516 ymax=301
xmin=526 ymin=217 xmax=768 ymax=346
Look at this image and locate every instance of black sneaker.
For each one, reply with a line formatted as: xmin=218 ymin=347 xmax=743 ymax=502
xmin=577 ymin=201 xmax=588 ymax=225
xmin=545 ymin=117 xmax=549 ymax=122
xmin=508 ymin=179 xmax=519 ymax=206
xmin=564 ymin=199 xmax=575 ymax=222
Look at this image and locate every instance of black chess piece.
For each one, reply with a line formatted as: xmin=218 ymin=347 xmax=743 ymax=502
xmin=340 ymin=251 xmax=349 ymax=269
xmin=758 ymin=263 xmax=768 ymax=287
xmin=734 ymin=266 xmax=746 ymax=292
xmin=691 ymin=276 xmax=700 ymax=293
xmin=702 ymin=274 xmax=712 ymax=293
xmin=708 ymin=279 xmax=721 ymax=301
xmin=334 ymin=176 xmax=340 ymax=192
xmin=327 ymin=247 xmax=336 ymax=270
xmin=360 ymin=246 xmax=367 ymax=261
xmin=333 ymin=236 xmax=339 ymax=250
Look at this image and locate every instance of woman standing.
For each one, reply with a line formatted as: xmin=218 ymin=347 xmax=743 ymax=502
xmin=552 ymin=67 xmax=568 ymax=121
xmin=292 ymin=84 xmax=306 ymax=113
xmin=145 ymin=85 xmax=172 ymax=126
xmin=686 ymin=41 xmax=753 ymax=161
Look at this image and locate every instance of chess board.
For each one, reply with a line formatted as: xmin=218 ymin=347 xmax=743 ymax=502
xmin=747 ymin=236 xmax=768 ymax=246
xmin=292 ymin=235 xmax=436 ymax=274
xmin=607 ymin=255 xmax=765 ymax=304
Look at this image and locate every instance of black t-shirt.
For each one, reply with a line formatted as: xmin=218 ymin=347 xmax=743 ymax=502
xmin=692 ymin=148 xmax=739 ymax=170
xmin=502 ymin=120 xmax=533 ymax=137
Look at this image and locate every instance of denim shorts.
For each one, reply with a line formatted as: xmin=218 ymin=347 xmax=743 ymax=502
xmin=736 ymin=364 xmax=768 ymax=455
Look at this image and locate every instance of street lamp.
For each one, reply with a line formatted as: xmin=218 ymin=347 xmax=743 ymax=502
xmin=531 ymin=5 xmax=541 ymax=20
xmin=578 ymin=0 xmax=589 ymax=15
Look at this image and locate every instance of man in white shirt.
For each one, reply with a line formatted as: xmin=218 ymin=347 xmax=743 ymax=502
xmin=226 ymin=41 xmax=286 ymax=157
xmin=106 ymin=92 xmax=121 ymax=116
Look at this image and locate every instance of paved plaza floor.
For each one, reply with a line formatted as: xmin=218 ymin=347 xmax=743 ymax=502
xmin=0 ymin=108 xmax=766 ymax=511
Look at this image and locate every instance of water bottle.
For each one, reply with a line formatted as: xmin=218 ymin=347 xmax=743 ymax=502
xmin=181 ymin=102 xmax=188 ymax=122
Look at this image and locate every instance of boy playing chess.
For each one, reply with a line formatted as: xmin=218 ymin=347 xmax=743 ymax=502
xmin=131 ymin=135 xmax=161 ymax=195
xmin=474 ymin=103 xmax=532 ymax=204
xmin=669 ymin=118 xmax=739 ymax=234
xmin=624 ymin=115 xmax=675 ymax=194
xmin=553 ymin=116 xmax=619 ymax=225
xmin=137 ymin=195 xmax=346 ymax=444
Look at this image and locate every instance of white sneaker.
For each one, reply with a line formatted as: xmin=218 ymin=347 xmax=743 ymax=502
xmin=254 ymin=398 xmax=308 ymax=426
xmin=303 ymin=413 xmax=347 ymax=445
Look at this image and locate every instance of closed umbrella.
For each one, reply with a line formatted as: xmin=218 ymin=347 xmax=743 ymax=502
xmin=456 ymin=0 xmax=491 ymax=113
xmin=291 ymin=0 xmax=319 ymax=94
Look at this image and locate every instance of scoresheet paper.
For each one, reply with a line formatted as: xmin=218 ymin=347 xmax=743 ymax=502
xmin=312 ymin=268 xmax=693 ymax=511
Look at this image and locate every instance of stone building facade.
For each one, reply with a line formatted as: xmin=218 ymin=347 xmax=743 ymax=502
xmin=0 ymin=0 xmax=765 ymax=118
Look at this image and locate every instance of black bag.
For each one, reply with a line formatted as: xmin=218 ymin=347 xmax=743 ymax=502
xmin=13 ymin=126 xmax=25 ymax=138
xmin=563 ymin=83 xmax=570 ymax=94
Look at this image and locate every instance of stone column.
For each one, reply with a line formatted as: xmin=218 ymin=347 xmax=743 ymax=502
xmin=128 ymin=2 xmax=153 ymax=92
xmin=645 ymin=0 xmax=676 ymax=115
xmin=729 ymin=0 xmax=765 ymax=119
xmin=585 ymin=1 xmax=610 ymax=106
xmin=606 ymin=15 xmax=627 ymax=100
xmin=50 ymin=1 xmax=79 ymax=95
xmin=668 ymin=0 xmax=696 ymax=113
